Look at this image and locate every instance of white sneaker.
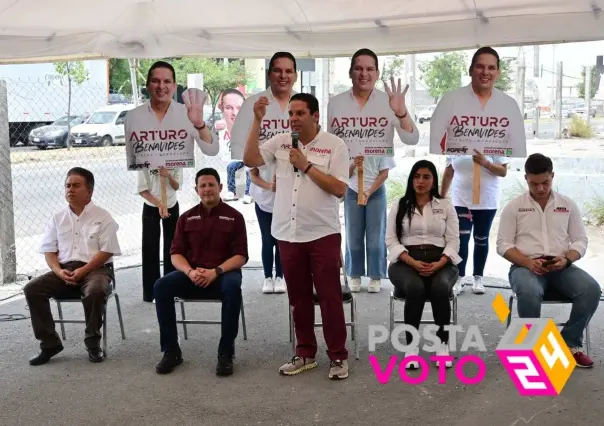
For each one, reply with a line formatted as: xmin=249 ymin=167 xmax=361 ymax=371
xmin=242 ymin=195 xmax=253 ymax=204
xmin=349 ymin=277 xmax=361 ymax=292
xmin=472 ymin=276 xmax=485 ymax=294
xmin=262 ymin=277 xmax=274 ymax=294
xmin=368 ymin=278 xmax=381 ymax=293
xmin=435 ymin=342 xmax=453 ymax=368
xmin=274 ymin=277 xmax=286 ymax=293
xmin=404 ymin=346 xmax=420 ymax=370
xmin=452 ymin=277 xmax=465 ymax=296
xmin=223 ymin=191 xmax=238 ymax=201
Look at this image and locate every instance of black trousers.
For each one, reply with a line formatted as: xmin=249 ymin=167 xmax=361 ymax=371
xmin=142 ymin=202 xmax=179 ymax=301
xmin=388 ymin=245 xmax=459 ymax=344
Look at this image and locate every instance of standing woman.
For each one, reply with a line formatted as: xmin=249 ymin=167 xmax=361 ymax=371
xmin=328 ymin=48 xmax=419 ymax=293
xmin=137 ymin=166 xmax=182 ymax=302
xmin=386 ymin=160 xmax=461 ymax=367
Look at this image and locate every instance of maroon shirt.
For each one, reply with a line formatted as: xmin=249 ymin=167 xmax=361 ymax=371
xmin=170 ymin=200 xmax=248 ymax=269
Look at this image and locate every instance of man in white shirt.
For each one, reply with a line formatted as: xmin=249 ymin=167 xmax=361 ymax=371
xmin=24 ymin=168 xmax=121 ymax=365
xmin=125 ymin=61 xmax=219 ymax=168
xmin=232 ymin=52 xmax=298 ymax=293
xmin=496 ymin=153 xmax=600 ymax=368
xmin=243 ymin=93 xmax=351 ymax=380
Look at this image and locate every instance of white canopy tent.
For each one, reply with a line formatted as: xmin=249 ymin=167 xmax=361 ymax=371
xmin=0 ymin=0 xmax=602 ymax=63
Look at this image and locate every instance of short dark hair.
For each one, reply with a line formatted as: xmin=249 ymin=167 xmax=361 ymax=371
xmin=195 ymin=168 xmax=221 ymax=186
xmin=470 ymin=47 xmax=500 ymax=72
xmin=67 ymin=167 xmax=94 ymax=190
xmin=349 ymin=48 xmax=379 ymax=74
xmin=268 ymin=52 xmax=297 ymax=73
xmin=146 ymin=61 xmax=176 ymax=85
xmin=220 ymin=88 xmax=245 ymax=104
xmin=290 ymin=93 xmax=319 ymax=114
xmin=525 ymin=153 xmax=553 ymax=175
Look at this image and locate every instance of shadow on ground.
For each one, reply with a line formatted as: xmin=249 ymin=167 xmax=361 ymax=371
xmin=1 ymin=267 xmax=603 ymax=426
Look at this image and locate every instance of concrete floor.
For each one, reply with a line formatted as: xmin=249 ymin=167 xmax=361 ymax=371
xmin=1 ymin=265 xmax=603 ymax=426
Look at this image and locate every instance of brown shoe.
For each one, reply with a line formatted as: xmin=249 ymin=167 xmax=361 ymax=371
xmin=328 ymin=359 xmax=349 ymax=380
xmin=279 ymin=356 xmax=317 ymax=376
xmin=571 ymin=347 xmax=593 ymax=368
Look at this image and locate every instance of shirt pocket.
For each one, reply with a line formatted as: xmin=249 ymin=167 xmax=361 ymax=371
xmin=86 ymin=225 xmax=102 ymax=249
xmin=308 ymin=154 xmax=329 ymax=174
xmin=275 ymin=149 xmax=292 ymax=178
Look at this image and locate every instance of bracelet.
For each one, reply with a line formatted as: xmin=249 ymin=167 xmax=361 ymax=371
xmin=304 ymin=164 xmax=313 ymax=174
xmin=194 ymin=122 xmax=206 ymax=130
xmin=395 ymin=111 xmax=408 ymax=119
xmin=187 ymin=268 xmax=193 ymax=277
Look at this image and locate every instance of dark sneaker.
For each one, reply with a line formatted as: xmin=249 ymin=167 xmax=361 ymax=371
xmin=571 ymin=347 xmax=593 ymax=368
xmin=216 ymin=354 xmax=234 ymax=377
xmin=87 ymin=347 xmax=105 ymax=363
xmin=29 ymin=345 xmax=64 ymax=366
xmin=155 ymin=348 xmax=183 ymax=374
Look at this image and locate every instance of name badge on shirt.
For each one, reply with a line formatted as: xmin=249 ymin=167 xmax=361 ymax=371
xmin=187 ymin=215 xmax=202 ymax=221
xmin=518 ymin=208 xmax=535 ymax=212
xmin=219 ymin=216 xmax=235 ymax=221
xmin=432 ymin=208 xmax=444 ymax=215
xmin=554 ymin=207 xmax=569 ymax=213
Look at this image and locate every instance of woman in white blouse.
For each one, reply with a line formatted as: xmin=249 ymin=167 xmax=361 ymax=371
xmin=386 ymin=160 xmax=461 ymax=368
xmin=137 ymin=166 xmax=182 ymax=302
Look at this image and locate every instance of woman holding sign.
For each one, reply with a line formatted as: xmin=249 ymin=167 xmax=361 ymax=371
xmin=125 ymin=61 xmax=219 ymax=301
xmin=431 ymin=47 xmax=525 ymax=295
xmin=328 ymin=48 xmax=419 ymax=293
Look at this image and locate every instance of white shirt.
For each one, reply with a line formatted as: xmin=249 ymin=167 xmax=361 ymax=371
xmin=496 ymin=191 xmax=588 ymax=260
xmin=39 ymin=201 xmax=122 ymax=264
xmin=386 ymin=197 xmax=462 ymax=264
xmin=260 ymin=130 xmax=349 ymax=243
xmin=232 ymin=88 xmax=295 ymax=212
xmin=136 ymin=168 xmax=183 ymax=209
xmin=446 ymin=155 xmax=508 ymax=209
xmin=429 ymin=84 xmax=526 ymax=157
xmin=349 ymin=156 xmax=396 ymax=194
xmin=327 ymin=89 xmax=419 ymax=157
xmin=125 ymin=101 xmax=219 ymax=169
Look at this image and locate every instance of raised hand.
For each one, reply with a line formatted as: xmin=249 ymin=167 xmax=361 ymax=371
xmin=384 ymin=76 xmax=409 ymax=117
xmin=253 ymin=96 xmax=270 ymax=121
xmin=182 ymin=88 xmax=208 ymax=128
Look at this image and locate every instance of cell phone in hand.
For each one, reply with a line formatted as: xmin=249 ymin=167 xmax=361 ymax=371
xmin=541 ymin=256 xmax=556 ymax=266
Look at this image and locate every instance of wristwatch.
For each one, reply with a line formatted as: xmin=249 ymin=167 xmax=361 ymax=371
xmin=215 ymin=266 xmax=224 ymax=276
xmin=564 ymin=257 xmax=573 ymax=269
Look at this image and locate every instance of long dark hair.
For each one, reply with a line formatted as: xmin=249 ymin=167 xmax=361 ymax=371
xmin=395 ymin=160 xmax=442 ymax=242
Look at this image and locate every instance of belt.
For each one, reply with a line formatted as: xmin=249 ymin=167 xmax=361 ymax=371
xmin=406 ymin=244 xmax=440 ymax=250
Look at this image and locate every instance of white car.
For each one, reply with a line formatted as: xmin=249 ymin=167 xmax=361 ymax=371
xmin=416 ymin=105 xmax=436 ymax=123
xmin=69 ymin=104 xmax=135 ymax=147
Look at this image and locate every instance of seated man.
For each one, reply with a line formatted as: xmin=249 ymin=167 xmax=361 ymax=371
xmin=496 ymin=153 xmax=601 ymax=368
xmin=24 ymin=167 xmax=121 ymax=365
xmin=154 ymin=167 xmax=248 ymax=377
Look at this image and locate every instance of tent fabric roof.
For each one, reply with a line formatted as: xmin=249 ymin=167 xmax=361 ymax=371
xmin=0 ymin=0 xmax=602 ymax=63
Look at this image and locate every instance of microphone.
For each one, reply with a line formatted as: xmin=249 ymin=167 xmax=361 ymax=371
xmin=291 ymin=132 xmax=300 ymax=172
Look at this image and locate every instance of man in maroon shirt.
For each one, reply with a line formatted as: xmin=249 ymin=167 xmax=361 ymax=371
xmin=153 ymin=167 xmax=248 ymax=376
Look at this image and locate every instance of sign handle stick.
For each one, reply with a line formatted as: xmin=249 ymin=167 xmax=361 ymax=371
xmin=160 ymin=173 xmax=168 ymax=207
xmin=472 ymin=162 xmax=481 ymax=205
xmin=357 ymin=157 xmax=365 ymax=205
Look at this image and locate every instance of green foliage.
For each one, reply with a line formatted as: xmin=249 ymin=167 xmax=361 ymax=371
xmin=494 ymin=58 xmax=513 ymax=92
xmin=419 ymin=52 xmax=467 ymax=102
xmin=386 ymin=178 xmax=407 ymax=207
xmin=53 ymin=61 xmax=89 ymax=85
xmin=568 ymin=115 xmax=595 ymax=138
xmin=586 ymin=196 xmax=604 ymax=226
xmin=577 ymin=67 xmax=598 ymax=100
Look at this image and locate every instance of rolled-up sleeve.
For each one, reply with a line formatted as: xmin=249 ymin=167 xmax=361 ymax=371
xmin=568 ymin=200 xmax=588 ymax=257
xmin=442 ymin=201 xmax=462 ymax=265
xmin=230 ymin=214 xmax=249 ymax=262
xmin=98 ymin=215 xmax=121 ymax=256
xmin=386 ymin=201 xmax=406 ymax=262
xmin=39 ymin=217 xmax=58 ymax=254
xmin=496 ymin=201 xmax=518 ymax=257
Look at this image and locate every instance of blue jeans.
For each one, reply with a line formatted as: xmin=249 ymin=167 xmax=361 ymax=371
xmin=227 ymin=161 xmax=250 ymax=195
xmin=154 ymin=270 xmax=242 ymax=356
xmin=509 ymin=264 xmax=601 ymax=348
xmin=255 ymin=203 xmax=283 ymax=279
xmin=344 ymin=185 xmax=387 ymax=279
xmin=455 ymin=207 xmax=497 ymax=277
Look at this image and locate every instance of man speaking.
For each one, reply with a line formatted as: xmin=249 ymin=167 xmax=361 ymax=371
xmin=243 ymin=93 xmax=351 ymax=380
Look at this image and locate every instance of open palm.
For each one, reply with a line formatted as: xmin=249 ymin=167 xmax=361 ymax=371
xmin=182 ymin=88 xmax=207 ymax=128
xmin=384 ymin=76 xmax=409 ymax=117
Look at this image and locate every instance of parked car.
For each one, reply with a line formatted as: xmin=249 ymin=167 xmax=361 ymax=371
xmin=416 ymin=105 xmax=436 ymax=124
xmin=108 ymin=93 xmax=131 ymax=105
xmin=28 ymin=115 xmax=89 ymax=149
xmin=69 ymin=104 xmax=135 ymax=147
xmin=570 ymin=102 xmax=597 ymax=118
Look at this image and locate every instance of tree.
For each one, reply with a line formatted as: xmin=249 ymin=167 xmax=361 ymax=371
xmin=419 ymin=52 xmax=467 ymax=102
xmin=380 ymin=55 xmax=405 ymax=88
xmin=109 ymin=58 xmax=152 ymax=97
xmin=495 ymin=58 xmax=513 ymax=92
xmin=53 ymin=61 xmax=90 ymax=148
xmin=577 ymin=67 xmax=598 ymax=100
